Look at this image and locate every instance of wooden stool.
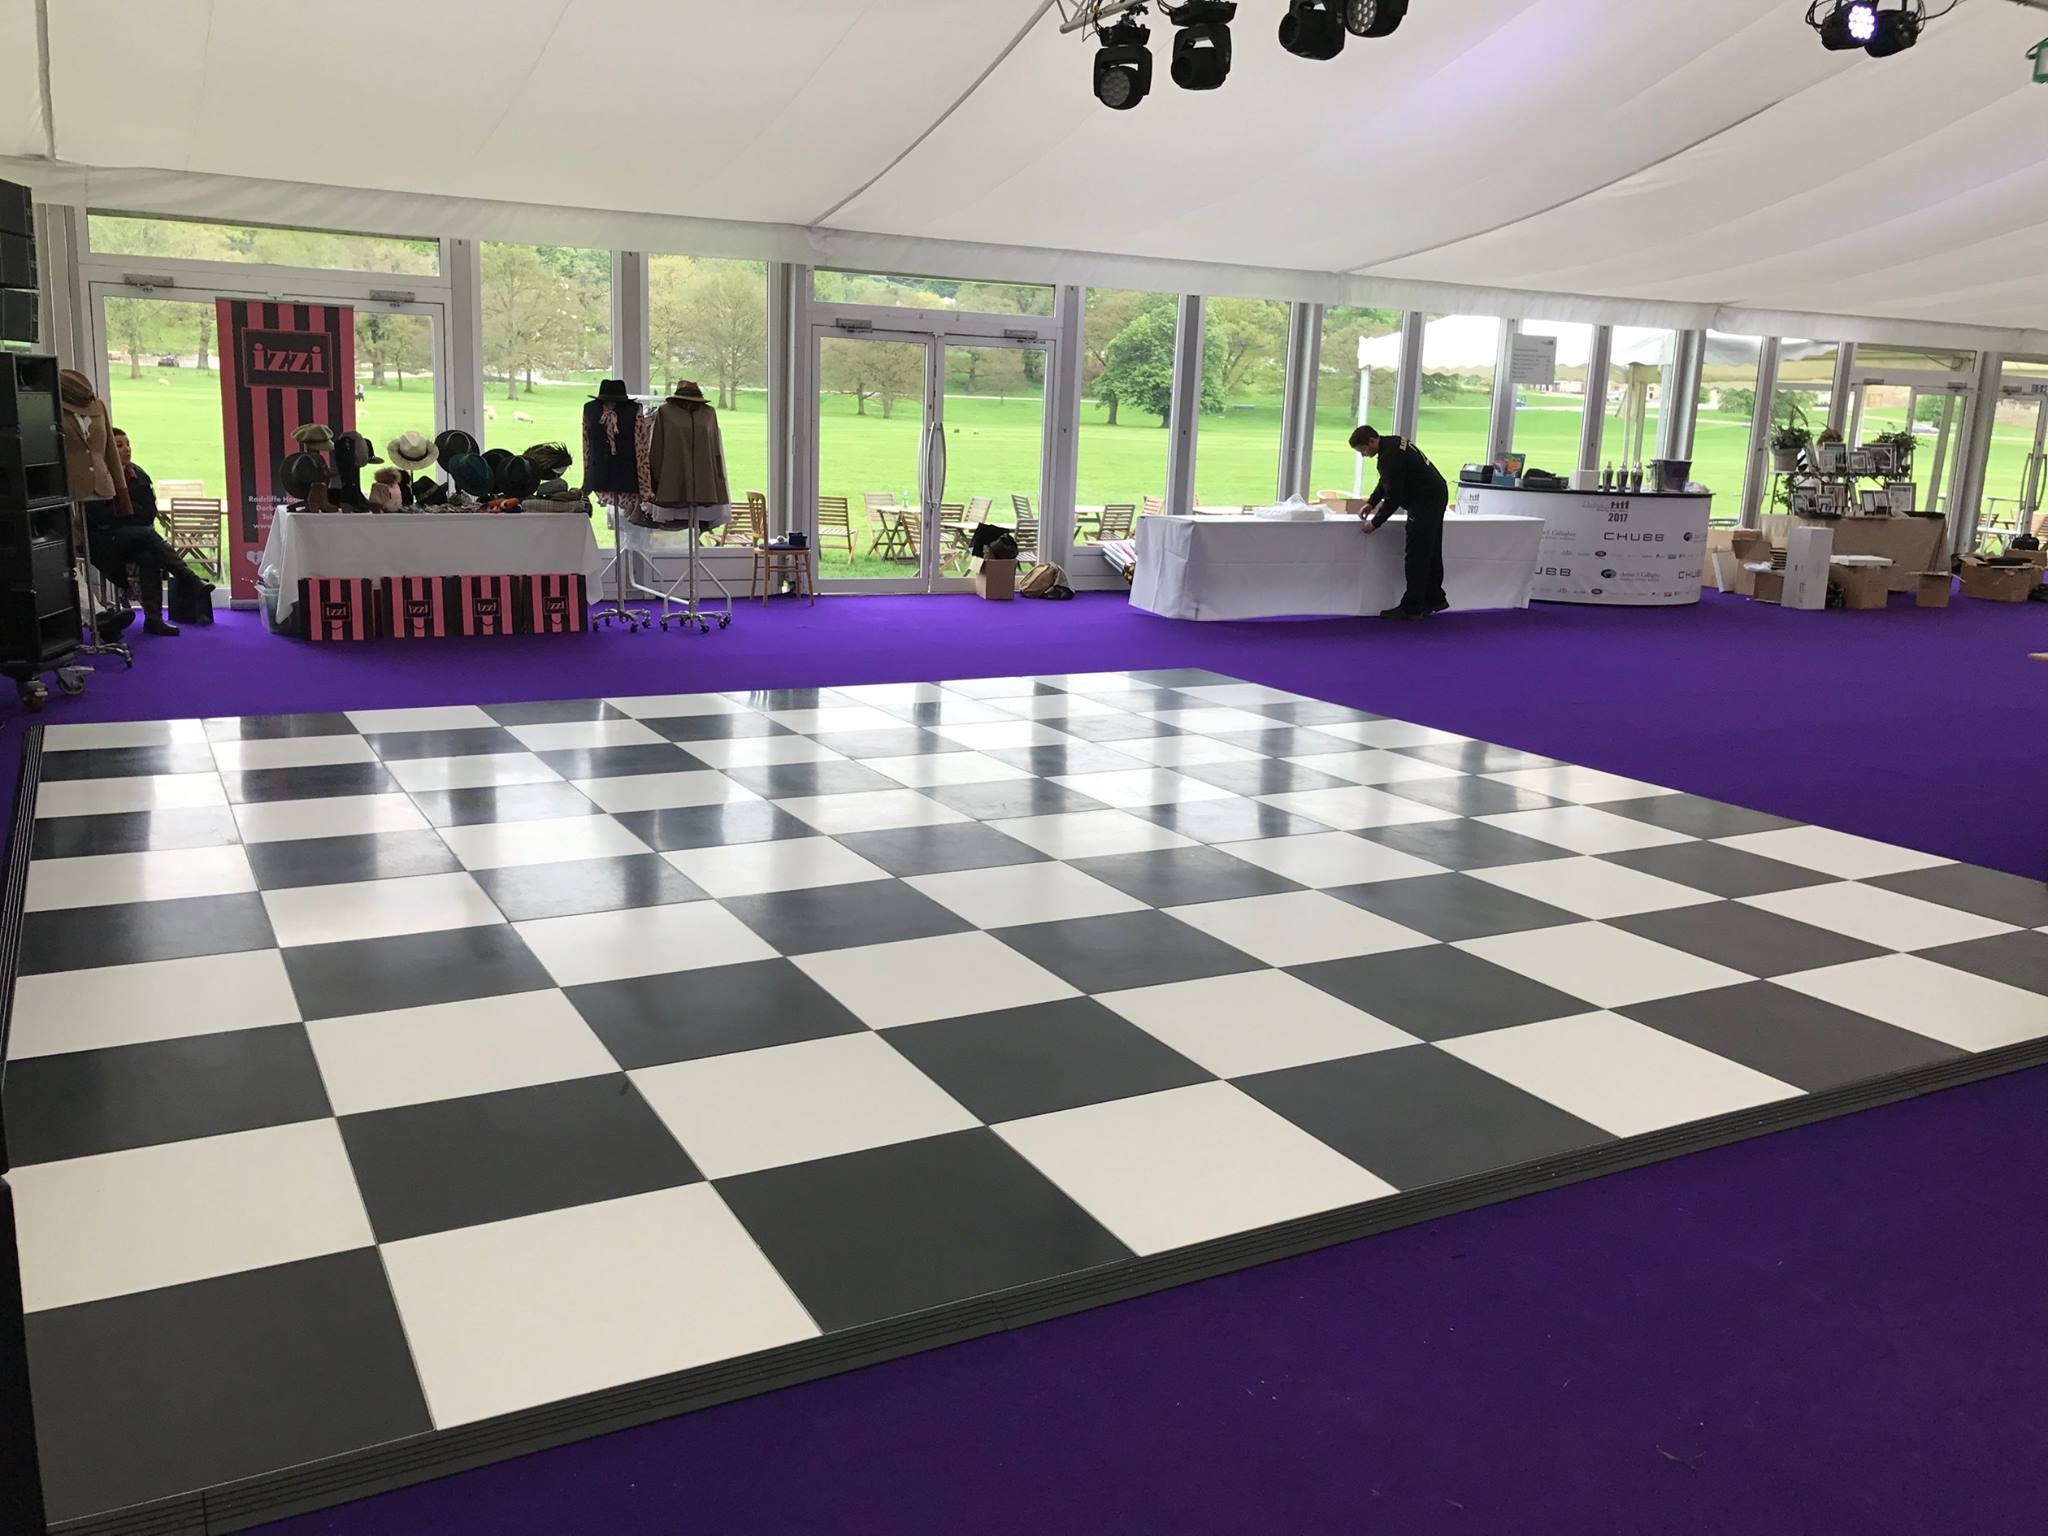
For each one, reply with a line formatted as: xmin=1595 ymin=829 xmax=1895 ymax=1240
xmin=751 ymin=543 xmax=816 ymax=605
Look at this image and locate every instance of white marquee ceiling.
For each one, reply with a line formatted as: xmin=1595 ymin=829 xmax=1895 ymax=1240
xmin=5 ymin=0 xmax=2047 ymax=334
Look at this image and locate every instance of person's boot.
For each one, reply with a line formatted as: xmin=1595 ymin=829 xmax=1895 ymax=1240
xmin=144 ymin=609 xmax=179 ymax=637
xmin=1379 ymin=604 xmax=1425 ymax=620
xmin=1430 ymin=597 xmax=1451 ymax=613
xmin=95 ymin=605 xmax=136 ymax=640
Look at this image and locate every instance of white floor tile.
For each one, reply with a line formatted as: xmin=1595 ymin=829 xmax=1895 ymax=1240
xmin=929 ymin=721 xmax=1079 ymax=751
xmin=1257 ymin=785 xmax=1458 ymax=831
xmin=1100 ymin=736 xmax=1259 ymax=768
xmin=234 ymin=792 xmax=429 ymax=844
xmin=505 ymin=718 xmax=666 ymax=752
xmin=1483 ymin=766 xmax=1677 ymax=804
xmin=383 ymin=1185 xmax=817 ymax=1429
xmin=907 ymin=862 xmax=1146 ymax=929
xmin=1047 ymin=769 xmax=1235 ymax=808
xmin=25 ymin=845 xmax=256 ymax=912
xmin=1472 ymin=856 xmax=1720 ymax=920
xmin=663 ymin=837 xmax=890 ymax=898
xmin=988 ymin=694 xmax=1123 ymax=720
xmin=384 ymin=753 xmax=562 ymax=793
xmin=1460 ymin=922 xmax=1750 ymax=1008
xmin=1477 ymin=806 xmax=1694 ymax=856
xmin=1777 ymin=954 xmax=2048 ymax=1053
xmin=634 ymin=1033 xmax=978 ymax=1178
xmin=516 ymin=902 xmax=776 ymax=986
xmin=1307 ymin=720 xmax=1467 ymax=749
xmin=1099 ymin=969 xmax=1419 ymax=1077
xmin=209 ymin=734 xmax=377 ymax=773
xmin=774 ymin=789 xmax=967 ymax=835
xmin=796 ymin=931 xmax=1079 ymax=1029
xmin=678 ymin=735 xmax=846 ymax=769
xmin=11 ymin=1120 xmax=373 ymax=1312
xmin=1215 ymin=831 xmax=1444 ymax=888
xmin=988 ymin=809 xmax=1195 ymax=859
xmin=344 ymin=705 xmax=499 ymax=733
xmin=1289 ymin=750 xmax=1464 ymax=787
xmin=1441 ymin=1011 xmax=1801 ymax=1138
xmin=1033 ymin=672 xmax=1159 ymax=695
xmin=262 ymin=871 xmax=504 ymax=947
xmin=763 ymin=704 xmax=907 ymax=735
xmin=1145 ymin=707 xmax=1288 ymax=736
xmin=1174 ymin=683 xmax=1311 ymax=707
xmin=834 ymin=682 xmax=951 ymax=707
xmin=7 ymin=950 xmax=301 ymax=1059
xmin=605 ymin=693 xmax=748 ymax=720
xmin=573 ymin=770 xmax=761 ymax=814
xmin=1741 ymin=883 xmax=2014 ymax=951
xmin=44 ymin=719 xmax=208 ymax=752
xmin=1167 ymin=890 xmax=1433 ymax=968
xmin=437 ymin=814 xmax=652 ymax=871
xmin=307 ymin=989 xmax=618 ymax=1115
xmin=862 ymin=751 xmax=1033 ymax=788
xmin=941 ymin=676 xmax=1050 ymax=699
xmin=997 ymin=1082 xmax=1394 ymax=1255
xmin=34 ymin=774 xmax=228 ymax=819
xmin=1716 ymin=826 xmax=1951 ymax=880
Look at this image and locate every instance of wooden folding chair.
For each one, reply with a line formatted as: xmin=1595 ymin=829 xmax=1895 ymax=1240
xmin=864 ymin=493 xmax=908 ymax=560
xmin=817 ymin=496 xmax=856 ymax=561
xmin=1015 ymin=515 xmax=1040 ymax=562
xmin=165 ymin=497 xmax=225 ymax=583
xmin=1096 ymin=503 xmax=1136 ymax=541
xmin=967 ymin=496 xmax=992 ymax=521
xmin=1011 ymin=493 xmax=1035 ymax=523
xmin=936 ymin=503 xmax=969 ymax=573
xmin=1142 ymin=496 xmax=1165 ymax=518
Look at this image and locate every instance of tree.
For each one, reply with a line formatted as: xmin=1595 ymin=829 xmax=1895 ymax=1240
xmin=1716 ymin=386 xmax=1756 ymax=420
xmin=648 ymin=254 xmax=697 ymax=394
xmin=195 ymin=307 xmax=213 ymax=373
xmin=1318 ymin=306 xmax=1401 ymax=425
xmin=980 ymin=346 xmax=1030 ymax=403
xmin=356 ymin=312 xmax=394 ymax=388
xmin=1204 ymin=297 xmax=1289 ymax=402
xmin=1092 ymin=295 xmax=1224 ymax=426
xmin=674 ymin=264 xmax=766 ymax=409
xmin=1084 ymin=291 xmax=1143 ymax=424
xmin=821 ymin=340 xmax=876 ymax=416
xmin=480 ymin=243 xmax=580 ymax=400
xmin=388 ymin=316 xmax=433 ymax=391
xmin=866 ymin=343 xmax=924 ymax=420
xmin=105 ymin=298 xmax=153 ymax=378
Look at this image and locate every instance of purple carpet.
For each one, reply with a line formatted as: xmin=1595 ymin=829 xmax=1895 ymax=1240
xmin=7 ymin=589 xmax=2045 ymax=1534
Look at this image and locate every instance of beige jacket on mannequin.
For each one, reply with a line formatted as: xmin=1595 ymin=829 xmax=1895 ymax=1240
xmin=646 ymin=382 xmax=731 ymax=507
xmin=58 ymin=368 xmax=133 ymax=515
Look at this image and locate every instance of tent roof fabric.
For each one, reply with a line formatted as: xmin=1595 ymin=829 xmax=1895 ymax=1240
xmin=5 ymin=0 xmax=2047 ymax=337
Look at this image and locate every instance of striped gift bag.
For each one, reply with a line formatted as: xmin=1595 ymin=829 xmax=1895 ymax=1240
xmin=452 ymin=575 xmax=519 ymax=637
xmin=522 ymin=574 xmax=587 ymax=634
xmin=300 ymin=578 xmax=382 ymax=641
xmin=386 ymin=576 xmax=452 ymax=639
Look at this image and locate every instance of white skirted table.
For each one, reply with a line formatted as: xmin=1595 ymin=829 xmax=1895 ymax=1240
xmin=1129 ymin=512 xmax=1545 ymax=621
xmin=261 ymin=511 xmax=605 ymax=622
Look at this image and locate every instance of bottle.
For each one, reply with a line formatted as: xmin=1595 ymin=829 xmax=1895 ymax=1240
xmin=1602 ymin=462 xmax=1613 ymax=491
xmin=1630 ymin=463 xmax=1644 ymax=494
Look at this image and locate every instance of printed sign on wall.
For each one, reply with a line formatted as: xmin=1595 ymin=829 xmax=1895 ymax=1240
xmin=217 ymin=300 xmax=354 ymax=602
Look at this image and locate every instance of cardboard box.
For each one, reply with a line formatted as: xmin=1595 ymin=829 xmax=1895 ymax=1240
xmin=300 ymin=578 xmax=384 ymax=642
xmin=1833 ymin=564 xmax=1888 ymax=610
xmin=1726 ymin=531 xmax=1772 ymax=596
xmin=1751 ymin=570 xmax=1784 ymax=605
xmin=2006 ymin=547 xmax=2047 ymax=569
xmin=972 ymin=557 xmax=1017 ymax=601
xmin=1318 ymin=491 xmax=1369 ymax=517
xmin=1782 ymin=525 xmax=1834 ymax=611
xmin=1958 ymin=559 xmax=2042 ymax=604
xmin=1916 ymin=573 xmax=1952 ymax=609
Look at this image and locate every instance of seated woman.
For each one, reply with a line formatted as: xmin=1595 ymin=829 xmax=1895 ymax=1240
xmin=97 ymin=428 xmax=213 ymax=636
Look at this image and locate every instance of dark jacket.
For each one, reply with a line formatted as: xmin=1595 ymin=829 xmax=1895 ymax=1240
xmin=1366 ymin=436 xmax=1449 ymax=527
xmin=121 ymin=465 xmax=158 ymax=527
xmin=581 ymin=397 xmax=643 ymax=495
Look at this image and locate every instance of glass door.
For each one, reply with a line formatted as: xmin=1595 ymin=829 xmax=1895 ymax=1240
xmin=941 ymin=340 xmax=1046 ymax=572
xmin=1989 ymin=381 xmax=2048 ymax=545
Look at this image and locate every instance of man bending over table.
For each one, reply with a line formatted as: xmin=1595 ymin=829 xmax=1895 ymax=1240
xmin=1352 ymin=424 xmax=1449 ymax=621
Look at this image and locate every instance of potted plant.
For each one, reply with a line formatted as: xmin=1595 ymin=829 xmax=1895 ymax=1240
xmin=1770 ymin=423 xmax=1812 ymax=472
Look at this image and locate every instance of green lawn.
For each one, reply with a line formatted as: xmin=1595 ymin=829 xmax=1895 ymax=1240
xmin=101 ymin=366 xmax=2042 ymax=585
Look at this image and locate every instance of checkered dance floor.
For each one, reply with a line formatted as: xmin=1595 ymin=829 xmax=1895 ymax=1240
xmin=10 ymin=671 xmax=2048 ymax=1529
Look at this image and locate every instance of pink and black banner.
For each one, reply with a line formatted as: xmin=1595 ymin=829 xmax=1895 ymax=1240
xmin=218 ymin=300 xmax=355 ymax=603
xmin=387 ymin=576 xmax=452 ymax=639
xmin=524 ymin=574 xmax=587 ymax=633
xmin=302 ymin=578 xmax=382 ymax=642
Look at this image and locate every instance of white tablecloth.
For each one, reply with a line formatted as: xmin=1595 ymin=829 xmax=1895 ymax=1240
xmin=262 ymin=511 xmax=604 ymax=622
xmin=1130 ymin=512 xmax=1545 ymax=621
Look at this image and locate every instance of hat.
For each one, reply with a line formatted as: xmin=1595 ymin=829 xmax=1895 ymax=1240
xmin=483 ymin=447 xmax=518 ymax=477
xmin=59 ymin=368 xmax=97 ymax=408
xmin=596 ymin=379 xmax=629 ymax=399
xmin=533 ymin=477 xmax=571 ymax=498
xmin=336 ymin=429 xmax=382 ymax=465
xmin=446 ymin=452 xmax=494 ymax=499
xmin=292 ymin=423 xmax=336 ymax=453
xmin=434 ymin=429 xmax=480 ymax=463
xmin=494 ymin=455 xmax=537 ymax=499
xmin=670 ymin=380 xmax=709 ymax=406
xmin=281 ymin=452 xmax=327 ymax=496
xmin=525 ymin=442 xmax=573 ymax=477
xmin=388 ymin=430 xmax=437 ymax=470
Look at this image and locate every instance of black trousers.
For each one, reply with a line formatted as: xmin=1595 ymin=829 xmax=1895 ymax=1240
xmin=84 ymin=507 xmax=200 ymax=615
xmin=1400 ymin=505 xmax=1448 ymax=613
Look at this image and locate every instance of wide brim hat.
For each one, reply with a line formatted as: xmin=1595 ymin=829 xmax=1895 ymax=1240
xmin=524 ymin=442 xmax=573 ymax=477
xmin=388 ymin=430 xmax=437 ymax=470
xmin=292 ymin=423 xmax=337 ymax=452
xmin=336 ymin=429 xmax=382 ymax=465
xmin=58 ymin=368 xmax=97 ymax=408
xmin=445 ymin=452 xmax=494 ymax=499
xmin=483 ymin=447 xmax=517 ymax=476
xmin=280 ymin=451 xmax=327 ymax=496
xmin=434 ymin=429 xmax=480 ymax=463
xmin=596 ymin=379 xmax=629 ymax=399
xmin=494 ymin=456 xmax=538 ymax=499
xmin=670 ymin=380 xmax=709 ymax=406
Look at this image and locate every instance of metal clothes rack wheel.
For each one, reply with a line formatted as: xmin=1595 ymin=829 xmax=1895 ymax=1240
xmin=588 ymin=494 xmax=647 ymax=630
xmin=70 ymin=504 xmax=131 ymax=671
xmin=620 ymin=516 xmax=733 ymax=634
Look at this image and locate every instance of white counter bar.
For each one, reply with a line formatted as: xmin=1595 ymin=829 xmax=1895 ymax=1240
xmin=1130 ymin=511 xmax=1545 ymax=621
xmin=1454 ymin=484 xmax=1714 ymax=606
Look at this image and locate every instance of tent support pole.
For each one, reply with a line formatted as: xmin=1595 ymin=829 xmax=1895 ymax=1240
xmin=1278 ymin=302 xmax=1321 ymax=503
xmin=1579 ymin=325 xmax=1613 ymax=480
xmin=1165 ymin=295 xmax=1203 ymax=515
xmin=1740 ymin=336 xmax=1781 ymax=529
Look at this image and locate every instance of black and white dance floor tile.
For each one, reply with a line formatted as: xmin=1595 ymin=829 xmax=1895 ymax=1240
xmin=11 ymin=672 xmax=2048 ymax=1525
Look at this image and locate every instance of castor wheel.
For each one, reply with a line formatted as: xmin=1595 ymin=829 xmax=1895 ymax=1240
xmin=718 ymin=614 xmax=730 ymax=629
xmin=18 ymin=678 xmax=47 ymax=710
xmin=55 ymin=667 xmax=86 ymax=696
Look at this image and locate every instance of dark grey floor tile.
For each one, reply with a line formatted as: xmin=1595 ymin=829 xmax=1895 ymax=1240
xmin=409 ymin=782 xmax=602 ymax=827
xmin=717 ymin=1129 xmax=1131 ymax=1332
xmin=1177 ymin=758 xmax=1358 ymax=797
xmin=282 ymin=926 xmax=553 ymax=1020
xmin=612 ymin=801 xmax=815 ymax=851
xmin=1600 ymin=794 xmax=1801 ymax=839
xmin=221 ymin=762 xmax=398 ymax=804
xmin=472 ymin=854 xmax=704 ymax=922
xmin=1291 ymin=946 xmax=1591 ymax=1040
xmin=725 ymin=688 xmax=847 ymax=711
xmin=1056 ymin=713 xmax=1185 ymax=743
xmin=1394 ymin=741 xmax=1565 ymax=775
xmin=3 ymin=1024 xmax=329 ymax=1165
xmin=339 ymin=1074 xmax=700 ymax=1243
xmin=1356 ymin=819 xmax=1575 ymax=871
xmin=1328 ymin=873 xmax=1578 ymax=943
xmin=1128 ymin=799 xmax=1332 ymax=844
xmin=1250 ymin=700 xmax=1383 ymax=725
xmin=1621 ymin=982 xmax=1961 ymax=1090
xmin=1377 ymin=776 xmax=1564 ymax=817
xmin=1598 ymin=841 xmax=1835 ymax=899
xmin=1866 ymin=864 xmax=2048 ymax=928
xmin=533 ymin=744 xmax=702 ymax=780
xmin=26 ymin=1250 xmax=431 ymax=1526
xmin=202 ymin=712 xmax=358 ymax=740
xmin=726 ymin=760 xmax=900 ymax=799
xmin=363 ymin=726 xmax=524 ymax=760
xmin=807 ymin=728 xmax=969 ymax=759
xmin=985 ymin=743 xmax=1151 ymax=777
xmin=925 ymin=779 xmax=1112 ymax=821
xmin=898 ymin=699 xmax=1017 ymax=727
xmin=723 ymin=881 xmax=972 ymax=956
xmin=887 ymin=998 xmax=1212 ymax=1123
xmin=644 ymin=712 xmax=793 ymax=743
xmin=40 ymin=743 xmax=218 ymax=780
xmin=1613 ymin=902 xmax=1885 ymax=978
xmin=995 ymin=911 xmax=1263 ymax=993
xmin=1128 ymin=668 xmax=1237 ymax=687
xmin=245 ymin=831 xmax=462 ymax=891
xmin=30 ymin=806 xmax=242 ymax=859
xmin=482 ymin=699 xmax=626 ymax=725
xmin=1238 ymin=1045 xmax=1612 ymax=1189
xmin=1915 ymin=930 xmax=2048 ymax=998
xmin=836 ymin=823 xmax=1050 ymax=878
xmin=20 ymin=893 xmax=276 ymax=974
xmin=568 ymin=958 xmax=869 ymax=1069
xmin=1069 ymin=846 xmax=1303 ymax=907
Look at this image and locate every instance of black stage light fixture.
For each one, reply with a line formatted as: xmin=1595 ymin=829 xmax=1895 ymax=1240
xmin=1167 ymin=0 xmax=1236 ymax=91
xmin=1094 ymin=17 xmax=1154 ymax=109
xmin=1863 ymin=5 xmax=1921 ymax=57
xmin=1816 ymin=0 xmax=1877 ymax=50
xmin=1280 ymin=0 xmax=1346 ymax=60
xmin=1343 ymin=0 xmax=1409 ymax=39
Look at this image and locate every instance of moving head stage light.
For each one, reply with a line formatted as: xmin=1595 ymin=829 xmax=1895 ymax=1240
xmin=1280 ymin=0 xmax=1346 ymax=59
xmin=1808 ymin=0 xmax=1943 ymax=58
xmin=1094 ymin=16 xmax=1154 ymax=108
xmin=1168 ymin=1 xmax=1237 ymax=91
